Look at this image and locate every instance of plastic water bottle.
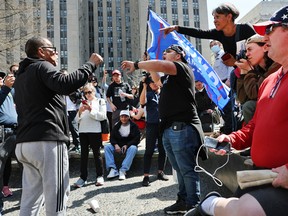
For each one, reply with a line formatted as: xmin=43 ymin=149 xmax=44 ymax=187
xmin=118 ymin=89 xmax=125 ymax=102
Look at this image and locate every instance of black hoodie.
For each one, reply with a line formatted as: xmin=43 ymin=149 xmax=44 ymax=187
xmin=14 ymin=57 xmax=96 ymax=144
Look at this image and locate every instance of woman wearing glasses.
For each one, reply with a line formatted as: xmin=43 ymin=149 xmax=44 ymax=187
xmin=74 ymin=83 xmax=107 ymax=187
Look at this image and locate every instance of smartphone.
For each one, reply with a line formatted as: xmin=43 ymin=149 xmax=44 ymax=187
xmin=221 ymin=52 xmax=232 ymax=61
xmin=204 ymin=136 xmax=231 ymax=153
xmin=106 ymin=69 xmax=113 ymax=75
xmin=121 ymin=147 xmax=126 ymax=154
xmin=81 ymin=100 xmax=88 ymax=105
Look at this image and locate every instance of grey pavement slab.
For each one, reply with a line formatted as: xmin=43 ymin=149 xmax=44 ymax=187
xmin=3 ymin=137 xmax=233 ymax=215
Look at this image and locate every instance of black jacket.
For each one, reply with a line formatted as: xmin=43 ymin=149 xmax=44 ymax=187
xmin=14 ymin=57 xmax=96 ymax=144
xmin=110 ymin=120 xmax=140 ymax=148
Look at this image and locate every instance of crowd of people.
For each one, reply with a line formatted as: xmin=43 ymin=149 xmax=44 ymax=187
xmin=0 ymin=2 xmax=287 ymax=216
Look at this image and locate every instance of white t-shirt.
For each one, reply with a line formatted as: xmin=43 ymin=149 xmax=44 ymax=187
xmin=119 ymin=123 xmax=130 ymax=137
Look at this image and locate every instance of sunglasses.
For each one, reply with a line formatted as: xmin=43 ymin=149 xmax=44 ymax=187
xmin=41 ymin=46 xmax=57 ymax=53
xmin=164 ymin=45 xmax=185 ymax=57
xmin=164 ymin=49 xmax=176 ymax=54
xmin=265 ymin=23 xmax=288 ymax=35
xmin=84 ymin=91 xmax=93 ymax=95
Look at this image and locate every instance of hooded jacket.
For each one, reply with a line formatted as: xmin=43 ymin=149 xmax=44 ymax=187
xmin=14 ymin=57 xmax=96 ymax=144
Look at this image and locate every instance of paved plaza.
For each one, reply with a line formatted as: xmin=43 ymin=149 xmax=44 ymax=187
xmin=2 ymin=139 xmax=232 ymax=215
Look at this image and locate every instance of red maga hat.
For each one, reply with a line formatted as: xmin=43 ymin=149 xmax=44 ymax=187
xmin=253 ymin=6 xmax=288 ymax=36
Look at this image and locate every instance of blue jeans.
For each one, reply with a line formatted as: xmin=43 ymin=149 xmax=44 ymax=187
xmin=162 ymin=124 xmax=200 ymax=206
xmin=104 ymin=144 xmax=137 ymax=172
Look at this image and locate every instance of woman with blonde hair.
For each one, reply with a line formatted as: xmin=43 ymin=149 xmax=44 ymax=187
xmin=74 ymin=83 xmax=107 ymax=187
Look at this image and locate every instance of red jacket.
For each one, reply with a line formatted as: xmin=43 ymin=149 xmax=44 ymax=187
xmin=229 ymin=67 xmax=288 ymax=168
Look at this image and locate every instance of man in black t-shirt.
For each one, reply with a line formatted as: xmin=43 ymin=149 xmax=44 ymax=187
xmin=121 ymin=44 xmax=205 ymax=215
xmin=106 ymin=70 xmax=133 ymax=128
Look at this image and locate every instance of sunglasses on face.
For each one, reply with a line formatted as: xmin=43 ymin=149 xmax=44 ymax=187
xmin=41 ymin=46 xmax=57 ymax=53
xmin=164 ymin=49 xmax=176 ymax=54
xmin=265 ymin=23 xmax=288 ymax=35
xmin=84 ymin=91 xmax=93 ymax=95
xmin=164 ymin=45 xmax=185 ymax=57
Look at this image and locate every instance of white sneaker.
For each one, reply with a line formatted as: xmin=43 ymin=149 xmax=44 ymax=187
xmin=107 ymin=168 xmax=119 ymax=179
xmin=119 ymin=170 xmax=126 ymax=180
xmin=74 ymin=178 xmax=87 ymax=188
xmin=95 ymin=176 xmax=104 ymax=186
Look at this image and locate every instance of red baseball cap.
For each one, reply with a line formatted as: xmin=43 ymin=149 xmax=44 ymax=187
xmin=253 ymin=6 xmax=288 ymax=36
xmin=112 ymin=70 xmax=121 ymax=75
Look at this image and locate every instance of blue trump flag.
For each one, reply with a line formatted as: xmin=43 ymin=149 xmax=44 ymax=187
xmin=147 ymin=10 xmax=230 ymax=109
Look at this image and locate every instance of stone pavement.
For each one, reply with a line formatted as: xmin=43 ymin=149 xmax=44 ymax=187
xmin=2 ymin=138 xmax=232 ymax=216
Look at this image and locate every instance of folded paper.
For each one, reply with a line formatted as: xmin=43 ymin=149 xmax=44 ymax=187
xmin=237 ymin=170 xmax=278 ymax=189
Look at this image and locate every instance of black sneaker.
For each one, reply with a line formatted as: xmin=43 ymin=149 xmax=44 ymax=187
xmin=158 ymin=171 xmax=169 ymax=181
xmin=164 ymin=199 xmax=186 ymax=215
xmin=142 ymin=176 xmax=150 ymax=186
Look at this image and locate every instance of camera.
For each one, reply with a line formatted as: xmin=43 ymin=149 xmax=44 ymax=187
xmin=236 ymin=49 xmax=247 ymax=61
xmin=142 ymin=71 xmax=149 ymax=77
xmin=142 ymin=71 xmax=153 ymax=84
xmin=88 ymin=75 xmax=97 ymax=83
xmin=106 ymin=69 xmax=112 ymax=75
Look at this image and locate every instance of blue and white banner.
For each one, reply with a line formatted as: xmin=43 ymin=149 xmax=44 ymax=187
xmin=147 ymin=10 xmax=230 ymax=109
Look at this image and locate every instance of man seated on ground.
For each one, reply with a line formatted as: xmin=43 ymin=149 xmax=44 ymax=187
xmin=104 ymin=110 xmax=140 ymax=180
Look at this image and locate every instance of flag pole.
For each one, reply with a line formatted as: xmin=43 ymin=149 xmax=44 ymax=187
xmin=144 ymin=5 xmax=151 ymax=58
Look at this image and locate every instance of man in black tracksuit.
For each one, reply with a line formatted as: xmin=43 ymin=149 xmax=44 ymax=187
xmin=13 ymin=36 xmax=103 ymax=216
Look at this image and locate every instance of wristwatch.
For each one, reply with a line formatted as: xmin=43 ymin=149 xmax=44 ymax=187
xmin=134 ymin=60 xmax=140 ymax=70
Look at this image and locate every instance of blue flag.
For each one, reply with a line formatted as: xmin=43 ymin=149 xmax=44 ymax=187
xmin=147 ymin=10 xmax=230 ymax=109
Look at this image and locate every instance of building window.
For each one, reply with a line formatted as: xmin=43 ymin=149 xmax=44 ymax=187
xmin=148 ymin=0 xmax=155 ymax=11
